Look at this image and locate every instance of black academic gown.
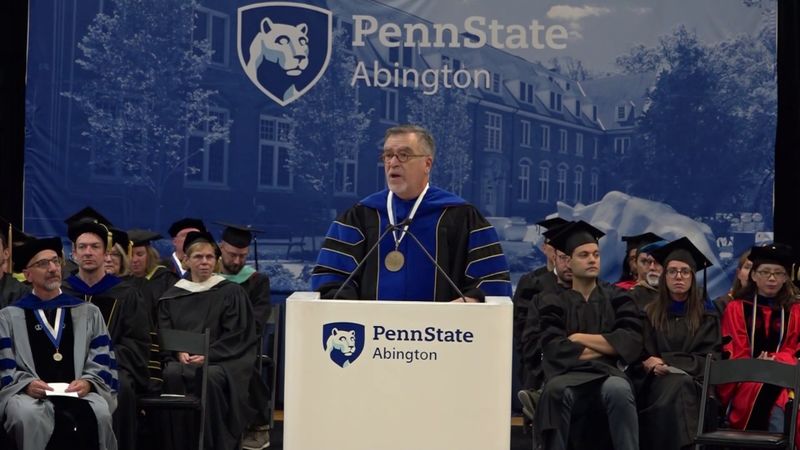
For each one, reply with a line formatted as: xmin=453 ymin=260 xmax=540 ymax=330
xmin=62 ymin=273 xmax=151 ymax=450
xmin=159 ymin=278 xmax=257 ymax=450
xmin=235 ymin=270 xmax=272 ymax=426
xmin=0 ymin=273 xmax=30 ymax=308
xmin=629 ymin=305 xmax=720 ymax=450
xmin=517 ymin=269 xmax=569 ymax=390
xmin=534 ymin=283 xmax=643 ymax=448
xmin=628 ymin=282 xmax=659 ymax=313
xmin=133 ymin=266 xmax=179 ymax=390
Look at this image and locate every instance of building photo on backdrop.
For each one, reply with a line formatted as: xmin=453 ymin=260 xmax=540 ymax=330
xmin=22 ymin=0 xmax=777 ymax=297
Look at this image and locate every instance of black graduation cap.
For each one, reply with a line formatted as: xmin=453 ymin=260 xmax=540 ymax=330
xmin=13 ymin=237 xmax=63 ymax=273
xmin=67 ymin=218 xmax=113 ymax=249
xmin=650 ymin=237 xmax=712 ymax=271
xmin=216 ymin=222 xmax=264 ymax=249
xmin=128 ymin=229 xmax=163 ymax=247
xmin=547 ymin=220 xmax=605 ymax=255
xmin=542 ymin=221 xmax=572 ymax=242
xmin=168 ymin=218 xmax=207 ymax=238
xmin=536 ymin=217 xmax=569 ymax=230
xmin=621 ymin=232 xmax=663 ymax=252
xmin=748 ymin=243 xmax=794 ymax=272
xmin=182 ymin=230 xmax=220 ymax=257
xmin=63 ymin=206 xmax=113 ymax=227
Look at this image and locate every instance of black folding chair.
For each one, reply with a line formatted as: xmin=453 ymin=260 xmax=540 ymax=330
xmin=137 ymin=328 xmax=210 ymax=450
xmin=695 ymin=353 xmax=800 ymax=449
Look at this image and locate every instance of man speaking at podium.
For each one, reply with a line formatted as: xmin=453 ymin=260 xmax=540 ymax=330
xmin=311 ymin=125 xmax=512 ymax=302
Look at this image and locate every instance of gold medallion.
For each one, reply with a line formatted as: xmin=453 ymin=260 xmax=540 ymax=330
xmin=385 ymin=250 xmax=405 ymax=272
xmin=53 ymin=352 xmax=63 ymax=362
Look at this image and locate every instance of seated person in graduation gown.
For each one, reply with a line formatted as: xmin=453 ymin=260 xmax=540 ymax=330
xmin=629 ymin=237 xmax=720 ymax=450
xmin=127 ymin=230 xmax=179 ymax=391
xmin=719 ymin=244 xmax=800 ymax=438
xmin=1 ymin=218 xmax=31 ymax=307
xmin=158 ymin=231 xmax=257 ymax=450
xmin=311 ymin=124 xmax=511 ymax=302
xmin=217 ymin=223 xmax=272 ymax=450
xmin=61 ymin=219 xmax=149 ymax=450
xmin=165 ymin=218 xmax=206 ymax=278
xmin=713 ymin=249 xmax=752 ymax=316
xmin=534 ymin=221 xmax=642 ymax=450
xmin=519 ymin=223 xmax=574 ymax=392
xmin=626 ymin=239 xmax=667 ymax=312
xmin=0 ymin=237 xmax=117 ymax=450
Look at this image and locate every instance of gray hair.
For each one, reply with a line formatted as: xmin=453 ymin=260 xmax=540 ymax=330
xmin=384 ymin=124 xmax=436 ymax=157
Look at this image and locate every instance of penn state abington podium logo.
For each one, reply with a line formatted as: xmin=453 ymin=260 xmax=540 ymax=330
xmin=322 ymin=322 xmax=365 ymax=368
xmin=237 ymin=2 xmax=332 ymax=106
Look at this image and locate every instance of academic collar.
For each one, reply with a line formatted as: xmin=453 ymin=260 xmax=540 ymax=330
xmin=219 ymin=265 xmax=256 ymax=284
xmin=172 ymin=252 xmax=187 ymax=276
xmin=14 ymin=292 xmax=83 ymax=310
xmin=755 ymin=294 xmax=777 ymax=308
xmin=360 ymin=185 xmax=466 ymax=213
xmin=175 ymin=274 xmax=226 ymax=293
xmin=66 ymin=273 xmax=122 ymax=295
xmin=668 ymin=298 xmax=688 ymax=315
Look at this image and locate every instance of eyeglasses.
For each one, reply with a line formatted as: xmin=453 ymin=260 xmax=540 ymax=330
xmin=666 ymin=268 xmax=692 ymax=278
xmin=555 ymin=254 xmax=571 ymax=262
xmin=379 ymin=151 xmax=428 ymax=164
xmin=638 ymin=257 xmax=657 ymax=266
xmin=754 ymin=270 xmax=788 ymax=280
xmin=27 ymin=257 xmax=62 ymax=270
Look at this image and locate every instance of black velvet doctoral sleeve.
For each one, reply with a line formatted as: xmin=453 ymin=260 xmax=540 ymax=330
xmin=311 ymin=206 xmax=372 ymax=300
xmin=602 ymin=293 xmax=644 ymax=364
xmin=520 ymin=292 xmax=546 ymax=389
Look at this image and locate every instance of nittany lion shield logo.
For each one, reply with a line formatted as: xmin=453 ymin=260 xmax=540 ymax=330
xmin=237 ymin=2 xmax=332 ymax=106
xmin=322 ymin=322 xmax=365 ymax=368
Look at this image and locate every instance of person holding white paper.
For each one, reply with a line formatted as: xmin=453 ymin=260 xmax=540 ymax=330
xmin=0 ymin=237 xmax=118 ymax=450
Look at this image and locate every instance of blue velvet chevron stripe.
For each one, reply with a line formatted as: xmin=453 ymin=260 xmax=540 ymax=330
xmin=1 ymin=376 xmax=11 ymax=387
xmin=325 ymin=221 xmax=364 ymax=245
xmin=310 ymin=272 xmax=348 ymax=288
xmin=90 ymin=335 xmax=111 ymax=349
xmin=0 ymin=358 xmax=15 ymax=370
xmin=0 ymin=337 xmax=11 ymax=349
xmin=478 ymin=279 xmax=513 ymax=296
xmin=469 ymin=226 xmax=501 ymax=251
xmin=466 ymin=254 xmax=508 ymax=279
xmin=316 ymin=248 xmax=358 ymax=274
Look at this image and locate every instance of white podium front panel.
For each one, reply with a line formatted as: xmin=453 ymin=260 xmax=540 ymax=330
xmin=284 ymin=292 xmax=512 ymax=450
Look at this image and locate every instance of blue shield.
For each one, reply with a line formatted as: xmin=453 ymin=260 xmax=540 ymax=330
xmin=237 ymin=2 xmax=332 ymax=106
xmin=322 ymin=322 xmax=365 ymax=368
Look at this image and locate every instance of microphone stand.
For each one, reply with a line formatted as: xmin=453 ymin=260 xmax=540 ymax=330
xmin=399 ymin=227 xmax=468 ymax=302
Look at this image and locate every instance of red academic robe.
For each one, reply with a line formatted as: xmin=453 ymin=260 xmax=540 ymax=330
xmin=719 ymin=299 xmax=800 ymax=436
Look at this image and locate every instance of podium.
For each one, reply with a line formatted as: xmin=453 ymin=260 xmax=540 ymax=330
xmin=283 ymin=292 xmax=512 ymax=450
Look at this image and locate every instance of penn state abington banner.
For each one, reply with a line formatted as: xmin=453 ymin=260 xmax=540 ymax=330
xmin=24 ymin=0 xmax=776 ymax=296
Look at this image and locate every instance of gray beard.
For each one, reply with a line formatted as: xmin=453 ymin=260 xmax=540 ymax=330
xmin=645 ymin=273 xmax=660 ymax=288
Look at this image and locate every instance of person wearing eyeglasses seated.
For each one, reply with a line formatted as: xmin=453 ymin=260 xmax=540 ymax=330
xmin=624 ymin=239 xmax=668 ymax=310
xmin=310 ymin=124 xmax=511 ymax=302
xmin=158 ymin=231 xmax=257 ymax=450
xmin=0 ymin=237 xmax=117 ymax=450
xmin=534 ymin=221 xmax=642 ymax=450
xmin=719 ymin=244 xmax=800 ymax=438
xmin=629 ymin=237 xmax=720 ymax=450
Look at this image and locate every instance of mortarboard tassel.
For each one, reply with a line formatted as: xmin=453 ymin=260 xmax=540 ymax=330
xmin=6 ymin=224 xmax=12 ymax=275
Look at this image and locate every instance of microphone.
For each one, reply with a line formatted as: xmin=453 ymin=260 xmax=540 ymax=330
xmin=398 ymin=225 xmax=469 ymax=303
xmin=331 ymin=218 xmax=412 ymax=300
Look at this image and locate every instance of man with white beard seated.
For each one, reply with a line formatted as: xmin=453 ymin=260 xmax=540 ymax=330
xmin=627 ymin=238 xmax=669 ymax=312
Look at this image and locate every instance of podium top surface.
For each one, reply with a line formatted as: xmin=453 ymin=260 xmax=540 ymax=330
xmin=287 ymin=291 xmax=511 ymax=307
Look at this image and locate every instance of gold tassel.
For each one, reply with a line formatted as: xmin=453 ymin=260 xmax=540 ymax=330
xmin=127 ymin=241 xmax=133 ymax=261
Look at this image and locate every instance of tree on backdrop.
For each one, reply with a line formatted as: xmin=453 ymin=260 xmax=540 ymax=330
xmin=68 ymin=0 xmax=229 ymax=227
xmin=285 ymin=28 xmax=372 ymax=210
xmin=405 ymin=83 xmax=473 ymax=196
